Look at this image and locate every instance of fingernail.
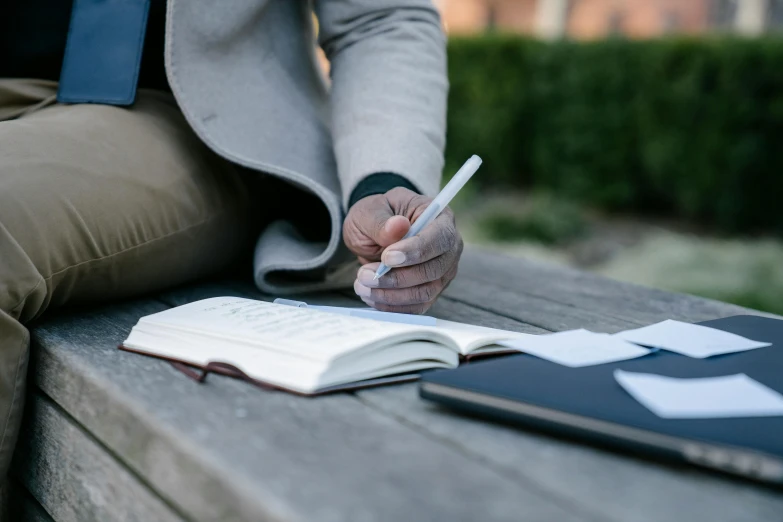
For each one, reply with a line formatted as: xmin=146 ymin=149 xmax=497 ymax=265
xmin=358 ymin=269 xmax=379 ymax=287
xmin=384 ymin=251 xmax=406 ymax=266
xmin=354 ymin=280 xmax=372 ymax=298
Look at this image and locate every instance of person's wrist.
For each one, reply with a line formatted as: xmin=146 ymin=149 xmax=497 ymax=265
xmin=348 ymin=173 xmax=420 ymax=209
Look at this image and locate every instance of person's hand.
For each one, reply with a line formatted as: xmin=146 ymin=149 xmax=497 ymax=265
xmin=343 ymin=187 xmax=463 ymax=314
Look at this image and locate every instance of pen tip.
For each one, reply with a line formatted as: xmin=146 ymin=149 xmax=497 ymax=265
xmin=373 ymin=274 xmax=380 ymax=281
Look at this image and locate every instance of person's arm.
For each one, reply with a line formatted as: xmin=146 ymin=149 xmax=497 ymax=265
xmin=314 ymin=0 xmax=448 ymax=207
xmin=315 ymin=1 xmax=460 ymax=314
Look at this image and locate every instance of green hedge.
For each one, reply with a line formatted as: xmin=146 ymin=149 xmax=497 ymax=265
xmin=446 ymin=36 xmax=783 ymax=234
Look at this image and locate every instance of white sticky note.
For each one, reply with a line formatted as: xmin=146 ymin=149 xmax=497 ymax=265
xmin=614 ymin=370 xmax=783 ymax=419
xmin=615 ymin=320 xmax=771 ymax=358
xmin=499 ymin=329 xmax=651 ymax=368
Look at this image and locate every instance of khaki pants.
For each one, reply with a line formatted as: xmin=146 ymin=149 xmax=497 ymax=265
xmin=0 ymin=79 xmax=258 ymax=478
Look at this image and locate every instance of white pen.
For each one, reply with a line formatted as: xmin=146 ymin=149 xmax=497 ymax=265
xmin=373 ymin=155 xmax=483 ymax=281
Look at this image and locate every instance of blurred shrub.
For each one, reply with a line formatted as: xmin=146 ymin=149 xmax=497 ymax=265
xmin=446 ymin=36 xmax=783 ymax=234
xmin=479 ymin=192 xmax=586 ymax=245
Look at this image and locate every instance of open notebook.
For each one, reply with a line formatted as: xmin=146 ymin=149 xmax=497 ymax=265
xmin=119 ymin=297 xmax=526 ymax=395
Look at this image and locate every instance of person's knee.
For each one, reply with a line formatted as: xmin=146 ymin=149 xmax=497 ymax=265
xmin=0 ymin=195 xmax=48 ymax=324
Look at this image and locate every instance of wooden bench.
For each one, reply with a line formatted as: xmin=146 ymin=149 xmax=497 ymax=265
xmin=6 ymin=249 xmax=783 ymax=522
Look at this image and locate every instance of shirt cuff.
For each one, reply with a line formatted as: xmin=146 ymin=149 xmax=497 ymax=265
xmin=347 ymin=173 xmax=421 ymax=209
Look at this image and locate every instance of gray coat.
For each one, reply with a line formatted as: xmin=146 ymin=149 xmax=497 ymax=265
xmin=165 ymin=0 xmax=448 ymax=294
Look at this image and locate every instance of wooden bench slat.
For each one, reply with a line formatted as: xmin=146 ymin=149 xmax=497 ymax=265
xmin=13 ymin=393 xmax=184 ymax=522
xmin=156 ymin=277 xmax=783 ymax=522
xmin=24 ymin=249 xmax=783 ymax=522
xmin=30 ymin=298 xmax=589 ymax=522
xmin=446 ymin=249 xmax=776 ymax=332
xmin=159 ymin=261 xmax=783 ymax=522
xmin=357 ymin=385 xmax=783 ymax=522
xmin=157 ymin=280 xmax=360 ymax=309
xmin=2 ymin=480 xmax=56 ymax=522
xmin=431 ymin=296 xmax=549 ymax=333
xmin=352 ymin=251 xmax=783 ymax=521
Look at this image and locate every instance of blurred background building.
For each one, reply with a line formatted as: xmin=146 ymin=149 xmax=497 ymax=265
xmin=434 ymin=0 xmax=783 ymax=38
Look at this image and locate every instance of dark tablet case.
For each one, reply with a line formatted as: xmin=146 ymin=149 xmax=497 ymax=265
xmin=420 ymin=315 xmax=783 ymax=485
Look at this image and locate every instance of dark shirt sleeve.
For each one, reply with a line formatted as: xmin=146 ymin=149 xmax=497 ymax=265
xmin=348 ymin=173 xmax=421 ymax=209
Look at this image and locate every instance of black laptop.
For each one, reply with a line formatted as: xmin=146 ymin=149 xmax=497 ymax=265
xmin=419 ymin=315 xmax=783 ymax=485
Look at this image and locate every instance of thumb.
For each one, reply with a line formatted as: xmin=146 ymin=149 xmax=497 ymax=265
xmin=344 ymin=199 xmax=411 ymax=259
xmin=373 ymin=214 xmax=411 ymax=248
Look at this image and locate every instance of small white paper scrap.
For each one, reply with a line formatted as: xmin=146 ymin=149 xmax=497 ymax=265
xmin=615 ymin=320 xmax=771 ymax=358
xmin=499 ymin=329 xmax=651 ymax=368
xmin=614 ymin=370 xmax=783 ymax=419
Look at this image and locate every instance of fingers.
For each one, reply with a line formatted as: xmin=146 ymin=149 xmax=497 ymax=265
xmin=354 ymin=277 xmax=445 ymax=306
xmin=380 ymin=210 xmax=460 ymax=268
xmin=373 ymin=215 xmax=411 ymax=248
xmin=365 ymin=301 xmax=437 ymax=315
xmin=345 ymin=187 xmax=464 ymax=314
xmin=354 ymin=263 xmax=459 ymax=313
xmin=358 ymin=252 xmax=457 ymax=290
xmin=342 ymin=194 xmax=411 ymax=260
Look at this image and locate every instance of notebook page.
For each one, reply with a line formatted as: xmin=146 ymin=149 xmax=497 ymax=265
xmin=273 ymin=299 xmax=438 ymax=326
xmin=272 ymin=299 xmax=524 ymax=354
xmin=136 ymin=297 xmax=436 ymax=363
xmin=311 ymin=306 xmax=438 ymax=326
xmin=431 ymin=319 xmax=530 ymax=355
